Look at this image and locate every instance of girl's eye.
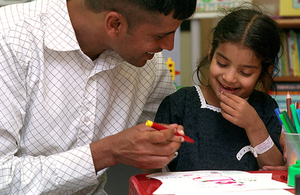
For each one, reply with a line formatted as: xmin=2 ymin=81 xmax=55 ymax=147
xmin=241 ymin=71 xmax=252 ymax=76
xmin=217 ymin=61 xmax=226 ymax=67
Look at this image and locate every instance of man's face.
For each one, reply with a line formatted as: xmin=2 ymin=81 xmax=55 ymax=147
xmin=113 ymin=13 xmax=182 ymax=67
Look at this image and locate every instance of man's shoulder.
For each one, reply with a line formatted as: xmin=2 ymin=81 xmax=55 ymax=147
xmin=0 ymin=0 xmax=62 ymax=32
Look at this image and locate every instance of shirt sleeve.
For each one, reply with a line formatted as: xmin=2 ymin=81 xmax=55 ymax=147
xmin=0 ymin=36 xmax=99 ymax=194
xmin=0 ymin=143 xmax=98 ymax=194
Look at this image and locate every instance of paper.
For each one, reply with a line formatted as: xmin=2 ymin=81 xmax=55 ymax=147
xmin=147 ymin=170 xmax=293 ymax=195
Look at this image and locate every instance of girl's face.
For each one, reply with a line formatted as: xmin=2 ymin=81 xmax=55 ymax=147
xmin=209 ymin=42 xmax=262 ymax=99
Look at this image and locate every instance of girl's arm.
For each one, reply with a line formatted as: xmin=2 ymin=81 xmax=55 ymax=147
xmin=260 ymin=132 xmax=287 ymax=170
xmin=218 ymin=91 xmax=284 ymax=168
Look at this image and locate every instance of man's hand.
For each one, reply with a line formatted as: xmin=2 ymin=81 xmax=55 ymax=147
xmin=90 ymin=123 xmax=183 ymax=172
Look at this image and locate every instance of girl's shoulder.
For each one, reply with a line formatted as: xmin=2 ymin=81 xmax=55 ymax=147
xmin=166 ymin=86 xmax=199 ymax=103
xmin=176 ymin=86 xmax=197 ymax=92
xmin=169 ymin=86 xmax=197 ymax=97
xmin=249 ymin=90 xmax=278 ymax=113
xmin=249 ymin=90 xmax=275 ymax=102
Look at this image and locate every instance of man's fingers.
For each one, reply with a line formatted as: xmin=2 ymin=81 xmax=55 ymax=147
xmin=146 ymin=126 xmax=183 ymax=143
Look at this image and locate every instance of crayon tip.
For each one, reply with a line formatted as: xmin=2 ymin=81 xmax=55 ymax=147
xmin=287 ymin=91 xmax=291 ymax=99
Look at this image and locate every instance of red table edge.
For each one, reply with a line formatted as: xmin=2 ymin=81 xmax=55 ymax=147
xmin=129 ymin=170 xmax=294 ymax=195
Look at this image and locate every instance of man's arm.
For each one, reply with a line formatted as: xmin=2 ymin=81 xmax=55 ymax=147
xmin=0 ymin=36 xmax=99 ymax=194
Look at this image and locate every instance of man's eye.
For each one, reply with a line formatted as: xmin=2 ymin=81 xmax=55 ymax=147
xmin=156 ymin=35 xmax=164 ymax=39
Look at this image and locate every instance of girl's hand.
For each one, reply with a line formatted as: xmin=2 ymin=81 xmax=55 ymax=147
xmin=218 ymin=91 xmax=260 ymax=129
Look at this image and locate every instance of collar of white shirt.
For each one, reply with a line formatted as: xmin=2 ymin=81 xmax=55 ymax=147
xmin=44 ymin=0 xmax=80 ymax=52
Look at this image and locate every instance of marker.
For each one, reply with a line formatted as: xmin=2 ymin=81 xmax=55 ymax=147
xmin=287 ymin=92 xmax=293 ymax=123
xmin=291 ymin=104 xmax=300 ymax=133
xmin=282 ymin=111 xmax=297 ymax=133
xmin=296 ymin=109 xmax=300 ymax=125
xmin=274 ymin=108 xmax=283 ymax=125
xmin=279 ymin=114 xmax=291 ymax=133
xmin=275 ymin=108 xmax=286 ymax=132
xmin=145 ymin=120 xmax=195 ymax=143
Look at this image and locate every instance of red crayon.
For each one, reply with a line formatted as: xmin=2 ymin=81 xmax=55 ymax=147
xmin=145 ymin=120 xmax=195 ymax=143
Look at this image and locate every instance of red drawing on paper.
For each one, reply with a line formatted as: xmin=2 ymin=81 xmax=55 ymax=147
xmin=193 ymin=175 xmax=244 ymax=186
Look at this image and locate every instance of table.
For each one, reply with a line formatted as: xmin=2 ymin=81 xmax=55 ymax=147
xmin=129 ymin=170 xmax=295 ymax=195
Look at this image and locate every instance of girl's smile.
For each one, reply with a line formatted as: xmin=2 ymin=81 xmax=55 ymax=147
xmin=219 ymin=81 xmax=238 ymax=94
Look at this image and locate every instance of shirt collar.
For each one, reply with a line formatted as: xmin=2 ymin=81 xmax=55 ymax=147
xmin=44 ymin=0 xmax=80 ymax=51
xmin=92 ymin=50 xmax=124 ymax=73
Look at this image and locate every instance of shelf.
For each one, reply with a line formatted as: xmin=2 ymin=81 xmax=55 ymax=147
xmin=274 ymin=77 xmax=300 ymax=82
xmin=275 ymin=18 xmax=300 ymax=28
xmin=274 ymin=18 xmax=300 ymax=83
xmin=190 ymin=12 xmax=223 ymax=19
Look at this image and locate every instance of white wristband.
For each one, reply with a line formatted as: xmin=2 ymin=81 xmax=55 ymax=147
xmin=236 ymin=136 xmax=274 ymax=161
xmin=254 ymin=136 xmax=274 ymax=154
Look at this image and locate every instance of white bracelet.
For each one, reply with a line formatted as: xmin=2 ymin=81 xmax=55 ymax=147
xmin=254 ymin=136 xmax=274 ymax=154
xmin=236 ymin=136 xmax=274 ymax=161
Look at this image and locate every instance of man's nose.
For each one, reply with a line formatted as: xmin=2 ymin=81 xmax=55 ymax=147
xmin=160 ymin=33 xmax=175 ymax=51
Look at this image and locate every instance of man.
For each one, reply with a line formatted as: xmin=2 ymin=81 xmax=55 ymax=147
xmin=0 ymin=0 xmax=196 ymax=194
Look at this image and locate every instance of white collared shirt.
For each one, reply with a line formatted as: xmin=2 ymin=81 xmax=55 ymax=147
xmin=0 ymin=0 xmax=176 ymax=194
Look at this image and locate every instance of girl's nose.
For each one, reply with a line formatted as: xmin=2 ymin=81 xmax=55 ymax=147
xmin=222 ymin=70 xmax=237 ymax=83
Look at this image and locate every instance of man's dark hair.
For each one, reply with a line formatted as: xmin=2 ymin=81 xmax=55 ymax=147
xmin=85 ymin=0 xmax=196 ymax=29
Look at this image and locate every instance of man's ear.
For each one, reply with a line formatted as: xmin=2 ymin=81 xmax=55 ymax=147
xmin=105 ymin=12 xmax=127 ymax=38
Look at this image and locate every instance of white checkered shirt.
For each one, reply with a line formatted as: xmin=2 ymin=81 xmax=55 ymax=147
xmin=0 ymin=0 xmax=176 ymax=194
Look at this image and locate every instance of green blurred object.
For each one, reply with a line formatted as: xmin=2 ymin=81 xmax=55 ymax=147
xmin=288 ymin=161 xmax=300 ymax=187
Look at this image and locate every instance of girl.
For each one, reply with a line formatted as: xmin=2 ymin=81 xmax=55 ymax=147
xmin=154 ymin=6 xmax=285 ymax=171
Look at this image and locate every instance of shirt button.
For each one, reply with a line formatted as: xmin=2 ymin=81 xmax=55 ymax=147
xmin=83 ymin=116 xmax=90 ymax=122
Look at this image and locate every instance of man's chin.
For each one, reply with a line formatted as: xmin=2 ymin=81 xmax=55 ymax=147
xmin=129 ymin=60 xmax=148 ymax=67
